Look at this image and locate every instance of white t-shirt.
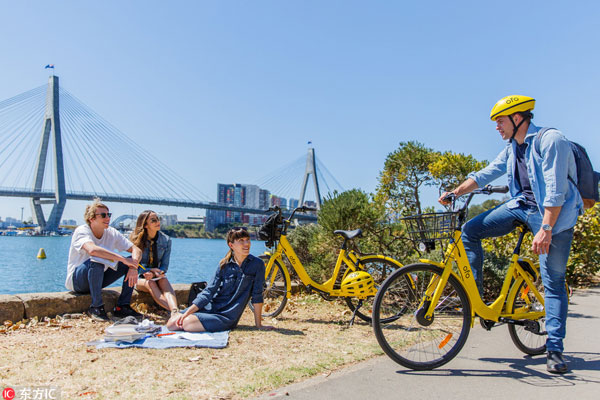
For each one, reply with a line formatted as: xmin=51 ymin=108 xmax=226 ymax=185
xmin=65 ymin=225 xmax=134 ymax=291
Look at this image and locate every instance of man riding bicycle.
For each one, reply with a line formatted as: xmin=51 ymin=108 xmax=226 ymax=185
xmin=439 ymin=95 xmax=583 ymax=374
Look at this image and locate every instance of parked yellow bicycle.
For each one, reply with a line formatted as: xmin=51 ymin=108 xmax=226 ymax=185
xmin=256 ymin=206 xmax=403 ymax=324
xmin=372 ymin=185 xmax=552 ymax=370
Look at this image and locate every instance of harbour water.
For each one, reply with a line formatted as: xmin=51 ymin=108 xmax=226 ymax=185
xmin=0 ymin=236 xmax=266 ymax=295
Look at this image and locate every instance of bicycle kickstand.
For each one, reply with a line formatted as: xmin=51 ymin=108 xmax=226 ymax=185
xmin=349 ymin=299 xmax=363 ymax=327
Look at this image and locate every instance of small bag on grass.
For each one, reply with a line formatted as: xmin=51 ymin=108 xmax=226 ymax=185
xmin=188 ymin=281 xmax=207 ymax=307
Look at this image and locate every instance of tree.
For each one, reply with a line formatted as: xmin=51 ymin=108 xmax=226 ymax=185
xmin=567 ymin=204 xmax=600 ymax=285
xmin=376 ymin=141 xmax=439 ymax=216
xmin=429 ymin=151 xmax=488 ymax=196
xmin=318 ymin=189 xmax=384 ymax=236
xmin=468 ymin=198 xmax=504 ymax=218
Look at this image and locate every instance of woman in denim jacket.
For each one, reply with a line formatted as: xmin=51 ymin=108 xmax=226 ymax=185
xmin=167 ymin=228 xmax=274 ymax=332
xmin=130 ymin=210 xmax=178 ymax=316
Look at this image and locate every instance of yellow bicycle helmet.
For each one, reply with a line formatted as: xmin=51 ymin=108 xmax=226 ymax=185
xmin=341 ymin=271 xmax=375 ymax=297
xmin=490 ymin=95 xmax=535 ymax=121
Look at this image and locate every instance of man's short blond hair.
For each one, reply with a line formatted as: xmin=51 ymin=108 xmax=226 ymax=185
xmin=84 ymin=198 xmax=109 ymax=225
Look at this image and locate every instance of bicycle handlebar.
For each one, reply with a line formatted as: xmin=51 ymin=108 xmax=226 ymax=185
xmin=444 ymin=185 xmax=509 ymax=226
xmin=265 ymin=205 xmax=317 ymax=222
xmin=477 ymin=185 xmax=509 ymax=195
xmin=441 ymin=192 xmax=456 ymax=203
xmin=266 ymin=206 xmax=317 ymax=213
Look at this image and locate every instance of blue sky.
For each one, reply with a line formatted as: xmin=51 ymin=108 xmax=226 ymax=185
xmin=1 ymin=1 xmax=599 ymax=224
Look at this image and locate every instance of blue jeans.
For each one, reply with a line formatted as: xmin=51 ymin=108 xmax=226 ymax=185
xmin=462 ymin=202 xmax=573 ymax=353
xmin=72 ymin=259 xmax=135 ymax=308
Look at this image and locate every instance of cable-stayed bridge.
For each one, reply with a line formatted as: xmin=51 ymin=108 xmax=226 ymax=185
xmin=0 ymin=76 xmax=343 ymax=231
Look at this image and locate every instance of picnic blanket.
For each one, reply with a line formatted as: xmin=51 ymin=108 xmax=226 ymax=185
xmin=91 ymin=326 xmax=229 ymax=349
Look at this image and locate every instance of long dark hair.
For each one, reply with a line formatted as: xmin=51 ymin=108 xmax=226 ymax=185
xmin=219 ymin=228 xmax=250 ymax=268
xmin=129 ymin=210 xmax=156 ymax=250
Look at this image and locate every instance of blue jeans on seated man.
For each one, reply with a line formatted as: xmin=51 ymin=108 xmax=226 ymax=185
xmin=461 ymin=202 xmax=573 ymax=353
xmin=72 ymin=259 xmax=135 ymax=308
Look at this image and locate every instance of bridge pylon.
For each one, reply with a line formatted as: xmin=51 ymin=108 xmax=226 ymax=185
xmin=31 ymin=75 xmax=67 ymax=232
xmin=298 ymin=147 xmax=322 ymax=209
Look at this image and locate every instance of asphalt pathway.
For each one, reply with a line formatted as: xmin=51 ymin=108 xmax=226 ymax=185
xmin=256 ymin=287 xmax=600 ymax=400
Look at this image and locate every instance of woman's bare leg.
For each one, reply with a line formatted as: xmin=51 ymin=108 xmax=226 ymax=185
xmin=157 ymin=277 xmax=179 ymax=312
xmin=166 ymin=314 xmax=205 ymax=332
xmin=136 ymin=279 xmax=169 ymax=309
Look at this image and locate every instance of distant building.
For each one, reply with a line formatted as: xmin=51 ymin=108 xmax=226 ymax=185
xmin=270 ymin=195 xmax=287 ymax=209
xmin=2 ymin=217 xmax=24 ymax=228
xmin=206 ymin=183 xmax=275 ymax=231
xmin=61 ymin=219 xmax=77 ymax=226
xmin=244 ymin=184 xmax=261 ymax=209
xmin=303 ymin=200 xmax=317 ymax=208
xmin=259 ymin=189 xmax=270 ymax=209
xmin=217 ymin=183 xmax=244 ymax=223
xmin=288 ymin=198 xmax=299 ymax=210
xmin=158 ymin=213 xmax=178 ymax=227
xmin=177 ymin=215 xmax=204 ymax=225
xmin=206 ymin=205 xmax=226 ymax=232
xmin=205 ymin=182 xmax=303 ymax=231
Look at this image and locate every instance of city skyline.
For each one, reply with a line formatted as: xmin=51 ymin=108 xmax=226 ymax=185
xmin=0 ymin=181 xmax=303 ymax=228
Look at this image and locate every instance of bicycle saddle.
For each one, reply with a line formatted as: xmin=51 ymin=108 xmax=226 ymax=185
xmin=334 ymin=229 xmax=363 ymax=240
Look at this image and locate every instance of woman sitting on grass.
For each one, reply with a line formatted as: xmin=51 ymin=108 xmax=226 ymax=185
xmin=167 ymin=227 xmax=274 ymax=332
xmin=130 ymin=210 xmax=179 ymax=317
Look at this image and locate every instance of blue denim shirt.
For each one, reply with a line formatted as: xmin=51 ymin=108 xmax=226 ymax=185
xmin=467 ymin=122 xmax=584 ymax=234
xmin=138 ymin=231 xmax=171 ymax=274
xmin=191 ymin=254 xmax=265 ymax=319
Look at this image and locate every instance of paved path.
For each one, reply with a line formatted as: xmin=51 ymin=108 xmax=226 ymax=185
xmin=257 ymin=287 xmax=600 ymax=400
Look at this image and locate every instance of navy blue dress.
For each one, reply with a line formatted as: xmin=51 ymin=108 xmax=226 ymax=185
xmin=189 ymin=254 xmax=265 ymax=331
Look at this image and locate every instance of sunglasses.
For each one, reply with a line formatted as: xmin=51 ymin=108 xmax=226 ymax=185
xmin=148 ymin=218 xmax=160 ymax=223
xmin=232 ymin=226 xmax=248 ymax=231
xmin=95 ymin=212 xmax=112 ymax=218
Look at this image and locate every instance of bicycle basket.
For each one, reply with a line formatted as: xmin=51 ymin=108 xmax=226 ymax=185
xmin=258 ymin=213 xmax=283 ymax=246
xmin=400 ymin=212 xmax=459 ymax=243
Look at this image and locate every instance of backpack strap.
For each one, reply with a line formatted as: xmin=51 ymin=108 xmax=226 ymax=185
xmin=533 ymin=127 xmax=556 ymax=157
xmin=534 ymin=126 xmax=578 ymax=186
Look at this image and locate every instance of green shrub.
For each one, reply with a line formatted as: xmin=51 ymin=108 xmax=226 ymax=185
xmin=287 ymin=223 xmax=337 ymax=282
xmin=567 ymin=204 xmax=600 ymax=285
xmin=481 ymin=204 xmax=600 ymax=289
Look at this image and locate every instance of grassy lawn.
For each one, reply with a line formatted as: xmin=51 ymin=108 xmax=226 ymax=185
xmin=0 ymin=294 xmax=384 ymax=399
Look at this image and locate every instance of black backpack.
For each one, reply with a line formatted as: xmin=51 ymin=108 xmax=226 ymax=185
xmin=187 ymin=281 xmax=207 ymax=307
xmin=257 ymin=213 xmax=283 ymax=247
xmin=535 ymin=127 xmax=600 ymax=209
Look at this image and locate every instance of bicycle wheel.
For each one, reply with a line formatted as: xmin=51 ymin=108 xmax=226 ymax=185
xmin=507 ymin=279 xmax=547 ymax=355
xmin=372 ymin=263 xmax=472 ymax=370
xmin=250 ymin=257 xmax=288 ymax=318
xmin=345 ymin=257 xmax=401 ymax=323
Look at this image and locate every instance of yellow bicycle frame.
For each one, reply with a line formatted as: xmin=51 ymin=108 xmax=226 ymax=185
xmin=264 ymin=234 xmax=401 ymax=299
xmin=418 ymin=229 xmax=545 ymax=325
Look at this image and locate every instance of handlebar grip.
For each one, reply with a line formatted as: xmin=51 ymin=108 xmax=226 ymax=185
xmin=302 ymin=207 xmax=317 ymax=212
xmin=488 ymin=185 xmax=509 ymax=194
xmin=442 ymin=193 xmax=456 ymax=202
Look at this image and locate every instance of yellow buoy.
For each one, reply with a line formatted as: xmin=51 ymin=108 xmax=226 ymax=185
xmin=37 ymin=248 xmax=46 ymax=259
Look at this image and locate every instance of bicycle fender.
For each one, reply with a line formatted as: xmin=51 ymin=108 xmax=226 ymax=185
xmin=360 ymin=254 xmax=404 ymax=268
xmin=418 ymin=258 xmax=443 ymax=267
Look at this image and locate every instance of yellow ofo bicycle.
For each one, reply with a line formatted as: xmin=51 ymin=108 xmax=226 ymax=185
xmin=372 ymin=185 xmax=552 ymax=370
xmin=255 ymin=206 xmax=403 ymax=324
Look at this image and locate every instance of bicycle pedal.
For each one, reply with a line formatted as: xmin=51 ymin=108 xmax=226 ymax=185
xmin=479 ymin=318 xmax=496 ymax=331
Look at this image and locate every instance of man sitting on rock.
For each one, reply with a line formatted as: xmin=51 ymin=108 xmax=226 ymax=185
xmin=65 ymin=199 xmax=143 ymax=321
